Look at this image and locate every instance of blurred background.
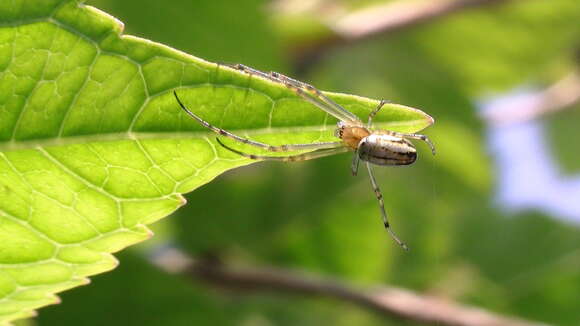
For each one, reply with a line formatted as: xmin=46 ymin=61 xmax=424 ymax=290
xmin=33 ymin=0 xmax=580 ymax=325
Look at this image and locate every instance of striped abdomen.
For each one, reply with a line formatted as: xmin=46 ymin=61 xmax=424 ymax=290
xmin=358 ymin=133 xmax=417 ymax=166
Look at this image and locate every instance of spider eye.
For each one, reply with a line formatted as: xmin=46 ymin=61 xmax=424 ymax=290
xmin=335 ymin=121 xmax=346 ymax=137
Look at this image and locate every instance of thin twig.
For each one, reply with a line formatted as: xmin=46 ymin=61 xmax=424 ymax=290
xmin=151 ymin=247 xmax=548 ymax=326
xmin=331 ymin=0 xmax=516 ymax=40
xmin=290 ymin=0 xmax=519 ymax=72
xmin=482 ymin=72 xmax=580 ymax=125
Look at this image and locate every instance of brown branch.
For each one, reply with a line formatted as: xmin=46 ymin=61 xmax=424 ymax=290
xmin=331 ymin=0 xmax=516 ymax=41
xmin=151 ymin=248 xmax=548 ymax=326
xmin=290 ymin=0 xmax=520 ymax=73
xmin=482 ymin=72 xmax=580 ymax=125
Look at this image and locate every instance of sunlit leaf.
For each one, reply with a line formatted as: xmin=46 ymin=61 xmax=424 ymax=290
xmin=0 ymin=0 xmax=434 ymax=322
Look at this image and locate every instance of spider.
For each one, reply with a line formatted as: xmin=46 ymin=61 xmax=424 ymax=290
xmin=174 ymin=64 xmax=435 ymax=250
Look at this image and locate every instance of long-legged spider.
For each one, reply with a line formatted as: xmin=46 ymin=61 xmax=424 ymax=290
xmin=174 ymin=64 xmax=435 ymax=250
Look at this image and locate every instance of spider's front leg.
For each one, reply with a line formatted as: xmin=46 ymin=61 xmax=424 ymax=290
xmin=367 ymin=100 xmax=389 ymax=127
xmin=174 ymin=90 xmax=342 ymax=152
xmin=217 ymin=138 xmax=349 ymax=162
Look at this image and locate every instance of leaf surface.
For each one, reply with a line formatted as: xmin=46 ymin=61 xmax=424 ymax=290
xmin=0 ymin=0 xmax=434 ymax=322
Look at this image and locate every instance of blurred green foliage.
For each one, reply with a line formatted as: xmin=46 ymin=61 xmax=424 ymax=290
xmin=36 ymin=0 xmax=580 ymax=325
xmin=547 ymin=102 xmax=580 ymax=173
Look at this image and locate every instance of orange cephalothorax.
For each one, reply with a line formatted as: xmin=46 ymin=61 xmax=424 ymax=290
xmin=336 ymin=125 xmax=370 ymax=150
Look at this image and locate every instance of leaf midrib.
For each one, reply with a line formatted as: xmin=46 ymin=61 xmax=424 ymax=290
xmin=0 ymin=113 xmax=433 ymax=153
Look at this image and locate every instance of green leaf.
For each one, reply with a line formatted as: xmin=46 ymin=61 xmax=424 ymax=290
xmin=0 ymin=0 xmax=433 ymax=322
xmin=38 ymin=252 xmax=232 ymax=326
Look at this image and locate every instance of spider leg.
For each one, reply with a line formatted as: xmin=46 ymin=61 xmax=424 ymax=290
xmin=365 ymin=99 xmax=435 ymax=155
xmin=269 ymin=71 xmax=362 ymax=124
xmin=367 ymin=100 xmax=389 ymax=127
xmin=351 ymin=151 xmax=360 ymax=176
xmin=224 ymin=64 xmax=362 ymax=124
xmin=366 ymin=162 xmax=408 ymax=250
xmin=174 ymin=91 xmax=342 ymax=152
xmin=223 ymin=63 xmax=274 ymax=82
xmin=393 ymin=131 xmax=436 ymax=155
xmin=217 ymin=138 xmax=349 ymax=162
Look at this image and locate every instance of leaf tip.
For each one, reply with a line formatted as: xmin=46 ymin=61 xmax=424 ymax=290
xmin=109 ymin=255 xmax=120 ymax=269
xmin=426 ymin=112 xmax=435 ymax=127
xmin=177 ymin=194 xmax=188 ymax=207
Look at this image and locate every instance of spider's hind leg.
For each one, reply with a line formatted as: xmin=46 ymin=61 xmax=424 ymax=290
xmin=399 ymin=132 xmax=436 ymax=155
xmin=366 ymin=162 xmax=408 ymax=251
